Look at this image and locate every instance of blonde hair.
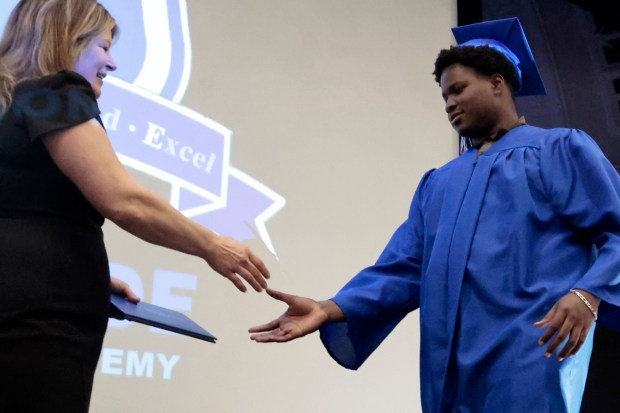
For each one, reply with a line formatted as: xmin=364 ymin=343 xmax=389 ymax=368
xmin=0 ymin=0 xmax=118 ymax=114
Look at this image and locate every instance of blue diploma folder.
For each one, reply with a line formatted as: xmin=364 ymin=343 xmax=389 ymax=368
xmin=109 ymin=293 xmax=217 ymax=343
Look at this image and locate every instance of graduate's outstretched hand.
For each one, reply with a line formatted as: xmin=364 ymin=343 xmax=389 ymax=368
xmin=534 ymin=289 xmax=599 ymax=361
xmin=249 ymin=288 xmax=332 ymax=343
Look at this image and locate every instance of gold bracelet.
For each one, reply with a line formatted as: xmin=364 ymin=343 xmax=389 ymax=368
xmin=569 ymin=289 xmax=598 ymax=321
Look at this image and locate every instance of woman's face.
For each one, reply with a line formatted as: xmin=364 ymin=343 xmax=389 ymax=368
xmin=73 ymin=31 xmax=117 ymax=99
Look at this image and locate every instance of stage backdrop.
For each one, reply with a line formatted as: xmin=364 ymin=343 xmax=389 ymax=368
xmin=0 ymin=1 xmax=457 ymax=412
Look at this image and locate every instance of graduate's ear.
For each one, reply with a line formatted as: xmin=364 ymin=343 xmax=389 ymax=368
xmin=490 ymin=73 xmax=506 ymax=93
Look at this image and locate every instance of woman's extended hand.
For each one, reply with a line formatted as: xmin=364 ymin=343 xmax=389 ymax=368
xmin=204 ymin=235 xmax=271 ymax=293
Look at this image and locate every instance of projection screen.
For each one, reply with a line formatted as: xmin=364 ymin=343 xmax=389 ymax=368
xmin=0 ymin=1 xmax=457 ymax=411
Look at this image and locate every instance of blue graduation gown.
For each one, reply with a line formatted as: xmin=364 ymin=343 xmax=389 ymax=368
xmin=319 ymin=125 xmax=620 ymax=412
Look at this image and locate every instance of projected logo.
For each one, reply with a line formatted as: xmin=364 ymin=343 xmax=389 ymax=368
xmin=0 ymin=0 xmax=284 ymax=254
xmin=99 ymin=0 xmax=285 ymax=254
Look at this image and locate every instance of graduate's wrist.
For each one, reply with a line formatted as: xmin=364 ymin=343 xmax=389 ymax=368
xmin=569 ymin=289 xmax=600 ymax=320
xmin=319 ymin=300 xmax=346 ymax=323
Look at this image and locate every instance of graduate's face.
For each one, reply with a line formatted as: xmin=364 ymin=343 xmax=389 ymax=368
xmin=440 ymin=63 xmax=502 ymax=140
xmin=73 ymin=31 xmax=117 ymax=99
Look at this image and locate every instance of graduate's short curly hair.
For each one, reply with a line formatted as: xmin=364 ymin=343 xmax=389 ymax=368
xmin=433 ymin=45 xmax=520 ymax=94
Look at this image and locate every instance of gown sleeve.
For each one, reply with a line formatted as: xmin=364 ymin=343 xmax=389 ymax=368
xmin=318 ymin=170 xmax=432 ymax=369
xmin=540 ymin=128 xmax=620 ymax=306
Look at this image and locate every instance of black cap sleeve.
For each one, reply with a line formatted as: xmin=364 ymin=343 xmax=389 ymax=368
xmin=12 ymin=70 xmax=101 ymax=141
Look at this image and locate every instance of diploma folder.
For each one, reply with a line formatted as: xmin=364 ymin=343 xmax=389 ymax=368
xmin=110 ymin=294 xmax=217 ymax=343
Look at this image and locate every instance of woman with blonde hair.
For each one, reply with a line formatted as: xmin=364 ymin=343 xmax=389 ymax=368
xmin=0 ymin=1 xmax=271 ymax=411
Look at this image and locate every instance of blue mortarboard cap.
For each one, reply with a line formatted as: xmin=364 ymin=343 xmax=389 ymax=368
xmin=452 ymin=17 xmax=546 ymax=96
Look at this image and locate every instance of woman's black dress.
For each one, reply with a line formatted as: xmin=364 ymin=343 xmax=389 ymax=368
xmin=0 ymin=71 xmax=111 ymax=412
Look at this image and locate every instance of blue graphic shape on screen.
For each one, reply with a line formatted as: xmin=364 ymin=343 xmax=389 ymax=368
xmin=100 ymin=0 xmax=191 ymax=103
xmin=0 ymin=0 xmax=285 ymax=255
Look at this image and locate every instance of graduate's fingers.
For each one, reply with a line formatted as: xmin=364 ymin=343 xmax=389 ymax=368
xmin=556 ymin=326 xmax=585 ymax=361
xmin=537 ymin=322 xmax=559 ymax=346
xmin=250 ymin=327 xmax=294 ymax=343
xmin=250 ymin=332 xmax=279 ymax=342
xmin=533 ymin=304 xmax=558 ymax=328
xmin=566 ymin=320 xmax=594 ymax=359
xmin=542 ymin=322 xmax=572 ymax=358
xmin=265 ymin=288 xmax=296 ymax=304
xmin=248 ymin=319 xmax=280 ymax=333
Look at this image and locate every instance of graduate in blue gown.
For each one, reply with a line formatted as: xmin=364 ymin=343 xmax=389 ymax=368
xmin=249 ymin=18 xmax=620 ymax=412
